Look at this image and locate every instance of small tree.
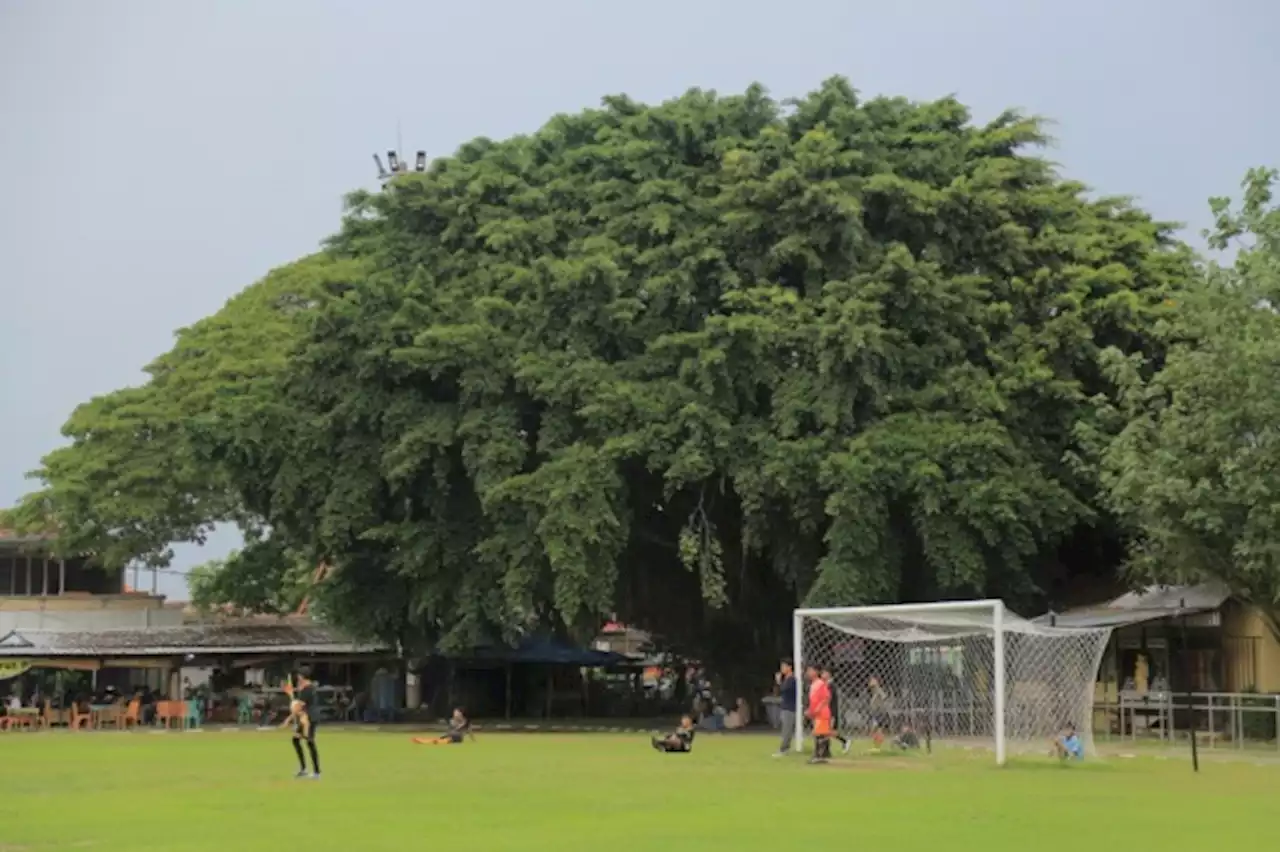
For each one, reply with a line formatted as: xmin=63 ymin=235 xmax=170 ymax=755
xmin=1097 ymin=167 xmax=1280 ymax=605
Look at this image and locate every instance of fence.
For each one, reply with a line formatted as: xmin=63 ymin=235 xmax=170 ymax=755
xmin=1094 ymin=691 xmax=1280 ymax=751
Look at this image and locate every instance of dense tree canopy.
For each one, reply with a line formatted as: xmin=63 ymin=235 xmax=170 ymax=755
xmin=6 ymin=78 xmax=1202 ymax=677
xmin=209 ymin=78 xmax=1191 ymax=664
xmin=1095 ymin=168 xmax=1280 ymax=606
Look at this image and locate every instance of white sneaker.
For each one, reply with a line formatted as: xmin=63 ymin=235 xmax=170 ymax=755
xmin=842 ymin=740 xmax=852 ymax=755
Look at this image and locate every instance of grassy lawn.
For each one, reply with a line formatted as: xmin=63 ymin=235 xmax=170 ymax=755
xmin=0 ymin=730 xmax=1270 ymax=851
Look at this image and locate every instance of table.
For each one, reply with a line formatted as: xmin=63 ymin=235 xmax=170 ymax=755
xmin=3 ymin=707 xmax=39 ymax=730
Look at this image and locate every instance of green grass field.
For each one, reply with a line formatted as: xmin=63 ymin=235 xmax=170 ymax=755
xmin=0 ymin=730 xmax=1270 ymax=851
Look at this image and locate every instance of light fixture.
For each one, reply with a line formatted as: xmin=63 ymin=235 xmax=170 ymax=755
xmin=387 ymin=151 xmax=400 ymax=172
xmin=373 ymin=154 xmax=388 ymax=179
xmin=415 ymin=151 xmax=427 ymax=172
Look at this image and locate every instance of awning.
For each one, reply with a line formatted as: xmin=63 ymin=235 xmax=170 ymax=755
xmin=1033 ymin=582 xmax=1232 ymax=629
xmin=0 ymin=624 xmax=384 ymax=659
xmin=457 ymin=635 xmax=629 ymax=667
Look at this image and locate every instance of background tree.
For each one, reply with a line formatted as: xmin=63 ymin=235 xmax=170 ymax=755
xmin=1096 ymin=167 xmax=1280 ymax=606
xmin=1 ymin=253 xmax=362 ymax=571
xmin=187 ymin=536 xmax=314 ymax=616
xmin=204 ymin=78 xmax=1192 ymax=683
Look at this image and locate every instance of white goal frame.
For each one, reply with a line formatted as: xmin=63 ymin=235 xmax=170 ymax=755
xmin=793 ymin=599 xmax=1110 ymax=766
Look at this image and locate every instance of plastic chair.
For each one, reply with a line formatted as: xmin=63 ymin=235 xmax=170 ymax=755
xmin=185 ymin=697 xmax=203 ymax=728
xmin=40 ymin=700 xmax=64 ymax=730
xmin=236 ymin=694 xmax=255 ymax=726
xmin=121 ymin=699 xmax=141 ymax=729
xmin=155 ymin=700 xmax=183 ymax=729
xmin=68 ymin=703 xmax=92 ymax=730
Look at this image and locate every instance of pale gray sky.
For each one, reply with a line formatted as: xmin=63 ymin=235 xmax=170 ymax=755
xmin=1 ymin=0 xmax=1276 ymax=600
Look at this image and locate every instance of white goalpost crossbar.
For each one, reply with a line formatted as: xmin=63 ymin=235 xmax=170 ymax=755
xmin=793 ymin=600 xmax=1111 ymax=765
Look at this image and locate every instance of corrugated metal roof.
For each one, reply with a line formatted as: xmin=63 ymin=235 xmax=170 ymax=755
xmin=1033 ymin=582 xmax=1233 ymax=629
xmin=0 ymin=623 xmax=384 ymax=657
xmin=1107 ymin=582 xmax=1232 ymax=612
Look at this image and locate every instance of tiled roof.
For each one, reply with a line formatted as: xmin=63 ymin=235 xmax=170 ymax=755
xmin=0 ymin=623 xmax=384 ymax=657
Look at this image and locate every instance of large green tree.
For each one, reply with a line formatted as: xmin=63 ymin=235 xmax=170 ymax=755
xmin=6 ymin=79 xmax=1198 ymax=683
xmin=204 ymin=78 xmax=1191 ymax=676
xmin=1096 ymin=167 xmax=1280 ymax=606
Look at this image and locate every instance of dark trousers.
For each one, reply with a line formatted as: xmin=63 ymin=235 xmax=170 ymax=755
xmin=830 ymin=714 xmax=848 ymax=746
xmin=652 ymin=736 xmax=690 ymax=753
xmin=292 ymin=735 xmax=321 ymax=773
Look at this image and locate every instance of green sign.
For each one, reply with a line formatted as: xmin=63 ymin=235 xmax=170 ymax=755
xmin=0 ymin=662 xmax=32 ymax=681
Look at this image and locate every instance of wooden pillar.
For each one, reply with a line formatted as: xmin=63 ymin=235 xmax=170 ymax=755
xmin=405 ymin=662 xmax=421 ymax=710
xmin=58 ymin=559 xmax=66 ymax=595
xmin=41 ymin=557 xmax=48 ymax=597
xmin=25 ymin=555 xmax=32 ymax=596
xmin=446 ymin=662 xmax=455 ymax=710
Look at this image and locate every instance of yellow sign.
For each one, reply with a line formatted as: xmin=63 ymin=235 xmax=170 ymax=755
xmin=0 ymin=662 xmax=31 ymax=681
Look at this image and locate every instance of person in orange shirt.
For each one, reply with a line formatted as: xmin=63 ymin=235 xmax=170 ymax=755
xmin=805 ymin=665 xmax=832 ymax=764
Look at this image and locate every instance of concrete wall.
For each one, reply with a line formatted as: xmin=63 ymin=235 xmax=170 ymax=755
xmin=0 ymin=595 xmax=184 ymax=633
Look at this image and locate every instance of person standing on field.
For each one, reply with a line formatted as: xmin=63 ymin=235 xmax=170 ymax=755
xmin=805 ymin=665 xmax=832 ymax=764
xmin=820 ymin=667 xmax=852 ymax=754
xmin=773 ymin=660 xmax=798 ymax=757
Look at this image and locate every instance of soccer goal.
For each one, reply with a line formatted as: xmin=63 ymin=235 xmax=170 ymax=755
xmin=793 ymin=600 xmax=1112 ymax=764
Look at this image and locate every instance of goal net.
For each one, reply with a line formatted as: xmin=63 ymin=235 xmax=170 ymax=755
xmin=794 ymin=600 xmax=1111 ymax=764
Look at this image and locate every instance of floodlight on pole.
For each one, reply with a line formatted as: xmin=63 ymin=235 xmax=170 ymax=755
xmin=374 ymin=144 xmax=426 ymax=185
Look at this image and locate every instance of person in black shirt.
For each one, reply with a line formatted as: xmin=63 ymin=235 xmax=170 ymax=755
xmin=820 ymin=668 xmax=852 ymax=755
xmin=281 ymin=700 xmax=321 ymax=778
xmin=651 ymin=715 xmax=696 ymax=753
xmin=287 ymin=673 xmax=321 ymax=777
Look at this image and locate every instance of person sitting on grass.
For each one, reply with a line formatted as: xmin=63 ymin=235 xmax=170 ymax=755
xmin=651 ymin=715 xmax=697 ymax=753
xmin=892 ymin=723 xmax=920 ymax=750
xmin=1051 ymin=723 xmax=1084 ymax=762
xmin=413 ymin=708 xmax=474 ymax=745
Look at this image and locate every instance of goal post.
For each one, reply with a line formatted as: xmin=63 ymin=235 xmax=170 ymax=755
xmin=793 ymin=599 xmax=1112 ymax=765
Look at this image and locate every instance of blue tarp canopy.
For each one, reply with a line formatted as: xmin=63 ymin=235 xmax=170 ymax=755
xmin=454 ymin=635 xmax=629 ymax=667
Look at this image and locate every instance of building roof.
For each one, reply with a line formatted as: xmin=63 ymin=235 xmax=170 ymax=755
xmin=0 ymin=527 xmax=53 ymax=548
xmin=1034 ymin=581 xmax=1234 ymax=629
xmin=459 ymin=634 xmax=631 ymax=667
xmin=0 ymin=623 xmax=383 ymax=658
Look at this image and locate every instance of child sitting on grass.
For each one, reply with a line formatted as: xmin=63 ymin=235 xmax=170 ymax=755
xmin=412 ymin=708 xmax=474 ymax=745
xmin=892 ymin=723 xmax=920 ymax=750
xmin=651 ymin=715 xmax=697 ymax=753
xmin=1051 ymin=723 xmax=1083 ymax=761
